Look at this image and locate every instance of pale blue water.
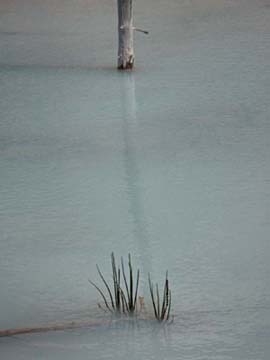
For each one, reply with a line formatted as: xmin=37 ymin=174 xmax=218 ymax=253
xmin=1 ymin=0 xmax=270 ymax=359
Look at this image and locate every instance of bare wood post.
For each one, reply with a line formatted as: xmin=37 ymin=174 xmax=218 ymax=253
xmin=117 ymin=0 xmax=134 ymax=70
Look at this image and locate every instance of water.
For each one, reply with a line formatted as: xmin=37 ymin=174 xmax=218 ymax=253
xmin=1 ymin=0 xmax=270 ymax=358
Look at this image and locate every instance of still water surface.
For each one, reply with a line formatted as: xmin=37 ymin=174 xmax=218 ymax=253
xmin=0 ymin=0 xmax=270 ymax=358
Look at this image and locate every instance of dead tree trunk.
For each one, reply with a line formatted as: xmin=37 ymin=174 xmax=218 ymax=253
xmin=117 ymin=0 xmax=134 ymax=69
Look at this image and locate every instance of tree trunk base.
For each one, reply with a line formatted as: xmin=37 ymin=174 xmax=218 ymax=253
xmin=117 ymin=61 xmax=134 ymax=70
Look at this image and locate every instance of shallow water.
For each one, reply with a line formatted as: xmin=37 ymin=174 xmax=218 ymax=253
xmin=1 ymin=0 xmax=270 ymax=358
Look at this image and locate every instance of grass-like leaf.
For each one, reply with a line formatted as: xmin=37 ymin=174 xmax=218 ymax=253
xmin=90 ymin=252 xmax=140 ymax=315
xmin=90 ymin=253 xmax=171 ymax=321
xmin=148 ymin=271 xmax=171 ymax=321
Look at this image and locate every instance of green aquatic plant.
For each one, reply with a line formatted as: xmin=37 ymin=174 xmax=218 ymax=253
xmin=89 ymin=252 xmax=140 ymax=314
xmin=90 ymin=253 xmax=172 ymax=322
xmin=121 ymin=253 xmax=140 ymax=313
xmin=148 ymin=271 xmax=171 ymax=321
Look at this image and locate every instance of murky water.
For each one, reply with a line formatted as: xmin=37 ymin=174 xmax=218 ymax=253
xmin=1 ymin=0 xmax=270 ymax=358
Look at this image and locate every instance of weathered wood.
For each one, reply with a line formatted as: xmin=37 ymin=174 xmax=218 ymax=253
xmin=0 ymin=315 xmax=159 ymax=338
xmin=0 ymin=319 xmax=113 ymax=337
xmin=117 ymin=0 xmax=134 ymax=69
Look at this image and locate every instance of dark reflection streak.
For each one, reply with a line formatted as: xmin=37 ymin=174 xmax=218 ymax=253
xmin=119 ymin=73 xmax=151 ymax=295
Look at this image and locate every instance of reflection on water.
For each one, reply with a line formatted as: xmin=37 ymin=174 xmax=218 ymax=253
xmin=119 ymin=73 xmax=152 ymax=289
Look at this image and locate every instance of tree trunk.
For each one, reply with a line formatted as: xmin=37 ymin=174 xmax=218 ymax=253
xmin=117 ymin=0 xmax=134 ymax=70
